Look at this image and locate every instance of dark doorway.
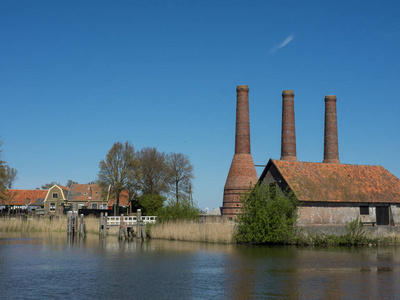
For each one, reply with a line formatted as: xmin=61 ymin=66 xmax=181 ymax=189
xmin=376 ymin=206 xmax=389 ymax=225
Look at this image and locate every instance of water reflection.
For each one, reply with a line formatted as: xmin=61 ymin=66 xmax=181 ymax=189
xmin=2 ymin=233 xmax=400 ymax=299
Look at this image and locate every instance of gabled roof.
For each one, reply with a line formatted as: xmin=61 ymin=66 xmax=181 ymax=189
xmin=1 ymin=189 xmax=47 ymax=206
xmin=260 ymin=159 xmax=400 ymax=204
xmin=44 ymin=185 xmax=69 ymax=200
xmin=67 ymin=184 xmax=103 ymax=202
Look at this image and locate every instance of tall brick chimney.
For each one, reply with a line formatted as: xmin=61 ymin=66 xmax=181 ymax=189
xmin=222 ymin=85 xmax=258 ymax=216
xmin=323 ymin=95 xmax=340 ymax=164
xmin=280 ymin=90 xmax=297 ymax=161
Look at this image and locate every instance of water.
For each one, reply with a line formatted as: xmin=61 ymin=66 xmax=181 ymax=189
xmin=1 ymin=233 xmax=400 ymax=299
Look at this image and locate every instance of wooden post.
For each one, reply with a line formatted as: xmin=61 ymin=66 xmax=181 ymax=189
xmin=141 ymin=225 xmax=146 ymax=240
xmin=67 ymin=211 xmax=72 ymax=234
xmin=79 ymin=214 xmax=86 ymax=237
xmin=104 ymin=212 xmax=108 ymax=237
xmin=136 ymin=209 xmax=141 ymax=240
xmin=119 ymin=214 xmax=127 ymax=240
xmin=99 ymin=212 xmax=104 ymax=236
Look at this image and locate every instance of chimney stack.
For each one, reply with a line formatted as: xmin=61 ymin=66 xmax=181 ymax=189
xmin=323 ymin=95 xmax=340 ymax=164
xmin=280 ymin=90 xmax=297 ymax=161
xmin=222 ymin=85 xmax=258 ymax=216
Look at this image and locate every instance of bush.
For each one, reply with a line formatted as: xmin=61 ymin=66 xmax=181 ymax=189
xmin=235 ymin=183 xmax=299 ymax=244
xmin=138 ymin=194 xmax=166 ymax=215
xmin=157 ymin=198 xmax=199 ymax=222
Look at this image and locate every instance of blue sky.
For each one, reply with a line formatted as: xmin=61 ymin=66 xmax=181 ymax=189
xmin=1 ymin=0 xmax=400 ymax=211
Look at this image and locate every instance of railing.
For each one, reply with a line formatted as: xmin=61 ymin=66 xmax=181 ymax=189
xmin=106 ymin=215 xmax=157 ymax=227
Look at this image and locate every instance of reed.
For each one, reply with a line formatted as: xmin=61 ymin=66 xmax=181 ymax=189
xmin=148 ymin=220 xmax=236 ymax=243
xmin=0 ymin=216 xmax=102 ymax=234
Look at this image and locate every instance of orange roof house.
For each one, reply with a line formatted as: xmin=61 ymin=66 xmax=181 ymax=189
xmin=261 ymin=160 xmax=400 ymax=204
xmin=1 ymin=189 xmax=47 ymax=207
xmin=259 ymin=159 xmax=400 ymax=226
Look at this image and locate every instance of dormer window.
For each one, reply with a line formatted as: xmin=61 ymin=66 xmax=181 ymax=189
xmin=84 ymin=192 xmax=87 ymax=195
xmin=52 ymin=193 xmax=58 ymax=199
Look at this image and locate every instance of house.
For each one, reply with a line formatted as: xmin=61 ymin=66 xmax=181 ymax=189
xmin=43 ymin=185 xmax=69 ymax=215
xmin=67 ymin=183 xmax=107 ymax=210
xmin=259 ymin=159 xmax=400 ymax=226
xmin=0 ymin=189 xmax=47 ymax=211
xmin=66 ymin=183 xmax=132 ymax=213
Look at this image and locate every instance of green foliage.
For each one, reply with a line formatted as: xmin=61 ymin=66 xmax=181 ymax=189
xmin=138 ymin=194 xmax=166 ymax=215
xmin=235 ymin=183 xmax=299 ymax=244
xmin=157 ymin=197 xmax=199 ymax=222
xmin=297 ymin=218 xmax=376 ymax=246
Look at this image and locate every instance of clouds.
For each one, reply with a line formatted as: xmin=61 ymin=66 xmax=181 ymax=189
xmin=270 ymin=33 xmax=295 ymax=54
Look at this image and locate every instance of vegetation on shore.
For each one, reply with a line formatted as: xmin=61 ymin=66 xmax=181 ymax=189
xmin=148 ymin=220 xmax=235 ymax=243
xmin=235 ymin=183 xmax=299 ymax=244
xmin=0 ymin=216 xmax=101 ymax=234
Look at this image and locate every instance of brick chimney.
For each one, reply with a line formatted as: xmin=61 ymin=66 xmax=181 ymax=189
xmin=280 ymin=90 xmax=297 ymax=161
xmin=323 ymin=95 xmax=340 ymax=164
xmin=222 ymin=85 xmax=258 ymax=216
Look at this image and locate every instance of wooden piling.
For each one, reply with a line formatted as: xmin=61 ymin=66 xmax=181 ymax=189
xmin=79 ymin=214 xmax=86 ymax=237
xmin=136 ymin=209 xmax=141 ymax=241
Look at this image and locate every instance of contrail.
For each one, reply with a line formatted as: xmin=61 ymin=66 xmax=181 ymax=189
xmin=270 ymin=33 xmax=294 ymax=54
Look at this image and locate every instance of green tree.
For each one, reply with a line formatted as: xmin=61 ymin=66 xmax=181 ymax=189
xmin=138 ymin=194 xmax=166 ymax=215
xmin=98 ymin=141 xmax=138 ymax=215
xmin=157 ymin=197 xmax=199 ymax=222
xmin=235 ymin=183 xmax=299 ymax=244
xmin=167 ymin=153 xmax=194 ymax=203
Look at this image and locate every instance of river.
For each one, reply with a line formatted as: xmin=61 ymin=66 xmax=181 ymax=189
xmin=0 ymin=232 xmax=400 ymax=299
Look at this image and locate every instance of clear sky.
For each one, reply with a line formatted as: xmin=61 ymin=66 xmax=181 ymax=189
xmin=1 ymin=0 xmax=400 ymax=211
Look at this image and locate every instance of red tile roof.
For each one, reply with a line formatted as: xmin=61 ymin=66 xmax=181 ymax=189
xmin=1 ymin=189 xmax=47 ymax=206
xmin=108 ymin=190 xmax=131 ymax=207
xmin=269 ymin=159 xmax=400 ymax=203
xmin=68 ymin=184 xmax=103 ymax=202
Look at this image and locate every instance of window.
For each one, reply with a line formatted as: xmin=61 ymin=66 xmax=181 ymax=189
xmin=52 ymin=193 xmax=58 ymax=199
xmin=360 ymin=205 xmax=369 ymax=215
xmin=92 ymin=203 xmax=98 ymax=209
xmin=78 ymin=203 xmax=84 ymax=209
xmin=100 ymin=204 xmax=108 ymax=210
xmin=50 ymin=203 xmax=56 ymax=211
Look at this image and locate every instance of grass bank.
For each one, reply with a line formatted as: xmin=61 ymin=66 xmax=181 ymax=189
xmin=148 ymin=220 xmax=236 ymax=243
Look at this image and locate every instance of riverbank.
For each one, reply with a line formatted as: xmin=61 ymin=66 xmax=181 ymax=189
xmin=2 ymin=216 xmax=400 ymax=246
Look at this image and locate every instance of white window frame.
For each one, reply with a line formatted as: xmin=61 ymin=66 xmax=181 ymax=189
xmin=50 ymin=203 xmax=56 ymax=211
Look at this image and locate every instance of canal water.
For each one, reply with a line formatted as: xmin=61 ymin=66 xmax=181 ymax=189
xmin=1 ymin=233 xmax=400 ymax=299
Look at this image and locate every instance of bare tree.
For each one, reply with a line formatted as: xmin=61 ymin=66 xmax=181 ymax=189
xmin=65 ymin=180 xmax=78 ymax=188
xmin=167 ymin=153 xmax=194 ymax=203
xmin=98 ymin=141 xmax=138 ymax=215
xmin=137 ymin=147 xmax=170 ymax=196
xmin=1 ymin=166 xmax=18 ymax=216
xmin=41 ymin=182 xmax=61 ymax=189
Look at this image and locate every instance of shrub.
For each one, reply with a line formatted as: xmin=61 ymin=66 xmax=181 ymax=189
xmin=157 ymin=197 xmax=199 ymax=222
xmin=235 ymin=183 xmax=299 ymax=244
xmin=138 ymin=194 xmax=166 ymax=215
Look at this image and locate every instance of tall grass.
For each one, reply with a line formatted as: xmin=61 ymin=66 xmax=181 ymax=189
xmin=0 ymin=216 xmax=101 ymax=234
xmin=148 ymin=220 xmax=236 ymax=243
